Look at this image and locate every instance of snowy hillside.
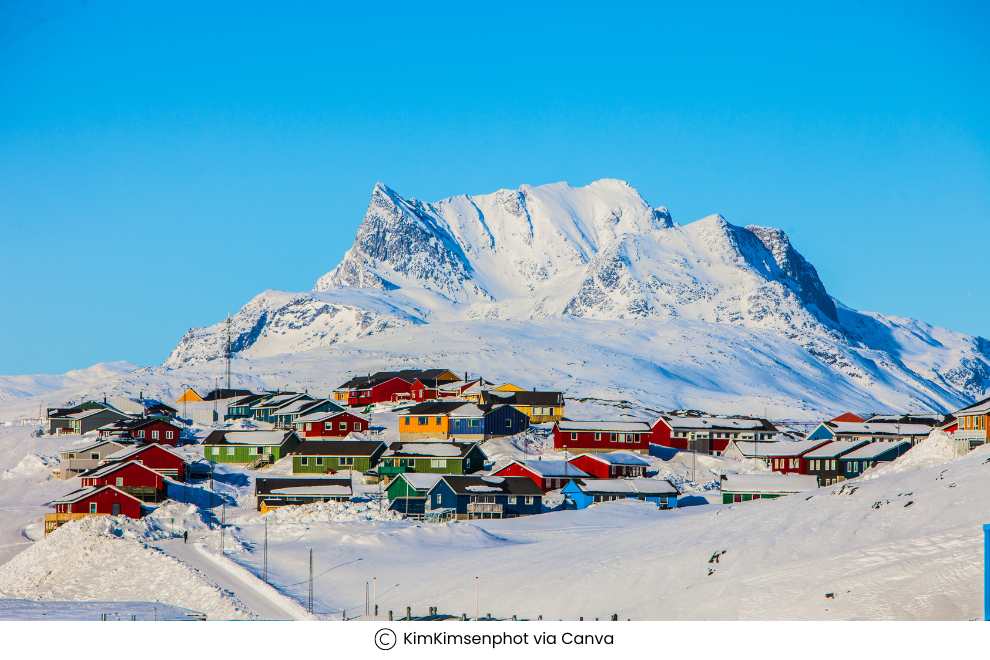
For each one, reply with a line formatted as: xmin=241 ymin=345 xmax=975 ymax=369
xmin=150 ymin=179 xmax=988 ymax=418
xmin=0 ymin=362 xmax=139 ymax=404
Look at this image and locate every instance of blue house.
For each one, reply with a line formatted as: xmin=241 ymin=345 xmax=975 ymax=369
xmin=426 ymin=475 xmax=544 ymax=520
xmin=561 ymin=478 xmax=679 ymax=510
xmin=449 ymin=403 xmax=531 ymax=440
xmin=839 ymin=441 xmax=912 ymax=478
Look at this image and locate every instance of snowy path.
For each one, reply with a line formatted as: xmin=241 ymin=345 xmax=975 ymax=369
xmin=151 ymin=538 xmax=311 ymax=621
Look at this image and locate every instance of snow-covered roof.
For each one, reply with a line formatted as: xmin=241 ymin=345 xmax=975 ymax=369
xmin=103 ymin=443 xmax=183 ymax=462
xmin=81 ymin=460 xmax=158 ymax=479
xmin=824 ymin=421 xmax=933 ymax=436
xmin=251 ymin=394 xmax=299 ymax=409
xmin=67 ymin=409 xmax=115 ymax=420
xmin=52 ymin=485 xmax=142 ymax=504
xmin=295 ymin=410 xmax=368 ymax=424
xmin=953 ymin=397 xmax=990 ymax=416
xmin=841 ymin=441 xmax=911 ymax=460
xmin=270 ymin=485 xmax=352 ymax=497
xmin=383 ymin=443 xmax=470 ymax=458
xmin=274 ymin=399 xmax=322 ymax=415
xmin=802 ymin=440 xmax=870 ymax=458
xmin=444 ymin=403 xmax=486 ymax=418
xmin=576 ymin=452 xmax=650 ymax=466
xmin=63 ymin=439 xmax=126 ymax=454
xmin=556 ymin=420 xmax=652 ymax=432
xmin=664 ymin=417 xmax=765 ymax=430
xmin=398 ymin=473 xmax=443 ymax=490
xmin=572 ymin=479 xmax=678 ymax=495
xmin=732 ymin=439 xmax=829 ymax=458
xmin=720 ymin=473 xmax=819 ymax=494
xmin=512 ymin=460 xmax=590 ymax=477
xmin=464 ymin=485 xmax=501 ymax=492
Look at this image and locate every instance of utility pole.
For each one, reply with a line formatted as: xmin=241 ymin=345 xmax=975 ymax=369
xmin=225 ymin=313 xmax=232 ymax=391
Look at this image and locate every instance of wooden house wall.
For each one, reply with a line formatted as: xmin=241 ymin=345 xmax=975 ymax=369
xmin=299 ymin=412 xmax=368 ymax=438
xmin=61 ymin=489 xmax=143 ymax=517
xmin=82 ymin=463 xmax=163 ymax=490
xmin=132 ymin=419 xmax=182 ymax=446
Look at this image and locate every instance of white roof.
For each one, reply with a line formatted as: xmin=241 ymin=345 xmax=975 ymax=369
xmin=103 ymin=443 xmax=183 ymax=462
xmin=68 ymin=409 xmax=115 ymax=420
xmin=955 ymin=398 xmax=990 ymax=415
xmin=383 ymin=443 xmax=465 ymax=458
xmin=573 ymin=479 xmax=678 ymax=495
xmin=825 ymin=421 xmax=933 ymax=436
xmin=842 ymin=441 xmax=911 ymax=460
xmin=270 ymin=485 xmax=352 ymax=496
xmin=732 ymin=439 xmax=829 ymax=458
xmin=252 ymin=394 xmax=298 ymax=408
xmin=398 ymin=473 xmax=444 ymax=490
xmin=803 ymin=440 xmax=869 ymax=458
xmin=217 ymin=431 xmax=288 ymax=445
xmin=445 ymin=403 xmax=487 ymax=418
xmin=63 ymin=439 xmax=125 ymax=454
xmin=720 ymin=473 xmax=819 ymax=494
xmin=514 ymin=460 xmax=590 ymax=477
xmin=665 ymin=417 xmax=765 ymax=430
xmin=577 ymin=452 xmax=650 ymax=466
xmin=465 ymin=485 xmax=501 ymax=492
xmin=81 ymin=460 xmax=157 ymax=479
xmin=557 ymin=421 xmax=652 ymax=432
xmin=275 ymin=399 xmax=322 ymax=415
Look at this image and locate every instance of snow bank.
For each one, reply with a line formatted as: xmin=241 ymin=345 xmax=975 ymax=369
xmin=1 ymin=454 xmax=56 ymax=482
xmin=860 ymin=431 xmax=959 ymax=480
xmin=0 ymin=516 xmax=255 ymax=620
xmin=254 ymin=500 xmax=400 ymax=524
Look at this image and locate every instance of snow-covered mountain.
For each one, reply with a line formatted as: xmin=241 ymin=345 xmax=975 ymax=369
xmin=158 ymin=179 xmax=988 ymax=416
xmin=0 ymin=361 xmax=140 ymax=404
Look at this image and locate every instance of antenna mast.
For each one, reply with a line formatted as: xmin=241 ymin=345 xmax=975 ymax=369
xmin=225 ymin=312 xmax=232 ymax=390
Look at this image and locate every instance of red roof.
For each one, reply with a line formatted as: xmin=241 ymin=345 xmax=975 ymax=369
xmin=830 ymin=412 xmax=864 ymax=423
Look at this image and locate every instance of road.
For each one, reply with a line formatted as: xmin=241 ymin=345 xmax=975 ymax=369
xmin=151 ymin=537 xmax=310 ymax=621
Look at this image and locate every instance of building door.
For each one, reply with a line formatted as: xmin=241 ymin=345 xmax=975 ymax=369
xmin=112 ymin=503 xmax=120 ymax=515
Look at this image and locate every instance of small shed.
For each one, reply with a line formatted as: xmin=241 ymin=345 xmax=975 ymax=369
xmin=719 ymin=473 xmax=819 ymax=504
xmin=561 ymin=478 xmax=679 ymax=510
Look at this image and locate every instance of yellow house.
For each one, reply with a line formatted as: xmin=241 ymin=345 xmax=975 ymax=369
xmin=398 ymin=402 xmax=456 ymax=440
xmin=175 ymin=388 xmax=203 ymax=403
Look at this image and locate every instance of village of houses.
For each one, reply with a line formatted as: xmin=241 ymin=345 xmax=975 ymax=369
xmin=39 ymin=366 xmax=989 ymax=540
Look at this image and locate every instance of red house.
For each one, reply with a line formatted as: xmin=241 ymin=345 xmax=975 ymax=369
xmin=99 ymin=417 xmax=182 ymax=446
xmin=492 ymin=459 xmax=592 ymax=493
xmin=294 ymin=411 xmax=370 ymax=438
xmin=760 ymin=438 xmax=833 ymax=474
xmin=567 ymin=452 xmax=650 ymax=479
xmin=47 ymin=486 xmax=146 ymax=534
xmin=99 ymin=443 xmax=188 ymax=481
xmin=80 ymin=460 xmax=168 ymax=501
xmin=552 ymin=421 xmax=652 ymax=455
xmin=650 ymin=416 xmax=778 ymax=455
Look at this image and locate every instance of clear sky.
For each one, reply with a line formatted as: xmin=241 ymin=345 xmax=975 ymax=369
xmin=1 ymin=0 xmax=987 ymax=375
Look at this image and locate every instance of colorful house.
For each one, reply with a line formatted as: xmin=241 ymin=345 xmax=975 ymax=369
xmin=561 ymin=478 xmax=679 ymax=510
xmin=249 ymin=393 xmax=312 ymax=424
xmin=719 ymin=473 xmax=819 ymax=504
xmin=492 ymin=459 xmax=591 ymax=492
xmin=80 ymin=460 xmax=168 ymax=502
xmin=408 ymin=370 xmax=463 ymax=401
xmin=651 ymin=416 xmax=778 ymax=455
xmin=552 ymin=420 xmax=652 ymax=455
xmin=480 ymin=390 xmax=565 ymax=423
xmin=400 ymin=401 xmax=530 ymax=441
xmin=224 ymin=393 xmax=269 ymax=420
xmin=807 ymin=420 xmax=932 ymax=447
xmin=567 ymin=452 xmax=650 ymax=479
xmin=950 ymin=397 xmax=990 ymax=452
xmin=99 ymin=443 xmax=188 ymax=481
xmin=385 ymin=473 xmax=444 ymax=518
xmin=175 ymin=388 xmax=204 ymax=403
xmin=98 ymin=417 xmax=183 ymax=446
xmin=426 ymin=475 xmax=544 ymax=520
xmin=758 ymin=439 xmax=834 ymax=474
xmin=49 ymin=407 xmax=131 ymax=436
xmin=201 ymin=430 xmax=302 ymax=466
xmin=57 ymin=439 xmax=131 ymax=480
xmin=802 ymin=440 xmax=870 ymax=486
xmin=377 ymin=441 xmax=487 ymax=479
xmin=272 ymin=398 xmax=343 ymax=429
xmin=254 ymin=477 xmax=352 ymax=511
xmin=291 ymin=440 xmax=387 ymax=474
xmin=46 ymin=486 xmax=146 ymax=534
xmin=438 ymin=378 xmax=494 ymax=400
xmin=839 ymin=441 xmax=912 ymax=478
xmin=294 ymin=410 xmax=371 ymax=438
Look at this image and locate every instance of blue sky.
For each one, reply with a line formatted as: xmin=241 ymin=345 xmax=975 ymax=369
xmin=1 ymin=0 xmax=987 ymax=375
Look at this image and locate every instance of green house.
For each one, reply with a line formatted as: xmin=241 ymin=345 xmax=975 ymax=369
xmin=377 ymin=441 xmax=488 ymax=479
xmin=291 ymin=440 xmax=387 ymax=475
xmin=384 ymin=472 xmax=444 ymax=501
xmin=224 ymin=394 xmax=268 ymax=421
xmin=272 ymin=398 xmax=343 ymax=429
xmin=250 ymin=393 xmax=312 ymax=424
xmin=202 ymin=430 xmax=301 ymax=465
xmin=719 ymin=473 xmax=819 ymax=504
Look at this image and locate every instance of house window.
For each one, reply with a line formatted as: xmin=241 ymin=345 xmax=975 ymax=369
xmin=306 ymin=423 xmax=312 ymax=431
xmin=166 ymin=431 xmax=173 ymax=440
xmin=256 ymin=447 xmax=264 ymax=454
xmin=90 ymin=503 xmax=98 ymax=513
xmin=595 ymin=433 xmax=601 ymax=441
xmin=227 ymin=447 xmax=234 ymax=455
xmin=137 ymin=431 xmax=144 ymax=439
xmin=339 ymin=422 xmax=347 ymax=430
xmin=316 ymin=457 xmax=323 ymax=466
xmin=431 ymin=459 xmax=447 ymax=468
xmin=547 ymin=408 xmax=554 ymax=416
xmin=354 ymin=422 xmax=361 ymax=431
xmin=404 ymin=417 xmax=410 ymax=425
xmin=418 ymin=417 xmax=427 ymax=426
xmin=339 ymin=457 xmax=355 ymax=466
xmin=571 ymin=433 xmax=577 ymax=440
xmin=68 ymin=453 xmax=76 ymax=459
xmin=325 ymin=422 xmax=333 ymax=430
xmin=470 ymin=419 xmax=480 ymax=428
xmin=505 ymin=419 xmax=512 ymax=428
xmin=301 ymin=457 xmax=309 ymax=466
xmin=116 ymin=477 xmax=123 ymax=487
xmin=152 ymin=430 xmax=159 ymax=440
xmin=526 ymin=496 xmax=534 ymax=505
xmin=91 ymin=453 xmax=100 ymax=460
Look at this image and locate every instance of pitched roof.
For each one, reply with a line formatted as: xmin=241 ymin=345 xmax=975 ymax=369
xmin=292 ymin=440 xmax=386 ymax=456
xmin=228 ymin=394 xmax=268 ymax=407
xmin=395 ymin=473 xmax=444 ymax=490
xmin=733 ymin=438 xmax=831 ymax=458
xmin=841 ymin=441 xmax=911 ymax=460
xmin=661 ymin=416 xmax=776 ymax=432
xmin=830 ymin=412 xmax=865 ymax=423
xmin=270 ymin=485 xmax=352 ymax=497
xmin=252 ymin=393 xmax=305 ymax=410
xmin=823 ymin=421 xmax=933 ymax=436
xmin=720 ymin=473 xmax=819 ymax=494
xmin=481 ymin=391 xmax=563 ymax=406
xmin=954 ymin=396 xmax=990 ymax=416
xmin=571 ymin=452 xmax=650 ymax=466
xmin=383 ymin=442 xmax=480 ymax=459
xmin=52 ymin=485 xmax=144 ymax=505
xmin=502 ymin=460 xmax=590 ymax=478
xmin=402 ymin=401 xmax=480 ymax=416
xmin=436 ymin=475 xmax=544 ymax=496
xmin=802 ymin=440 xmax=871 ymax=458
xmin=61 ymin=439 xmax=129 ymax=455
xmin=255 ymin=477 xmax=351 ymax=495
xmin=202 ymin=430 xmax=297 ymax=446
xmin=202 ymin=389 xmax=254 ymax=401
xmin=568 ymin=478 xmax=679 ymax=495
xmin=294 ymin=409 xmax=370 ymax=425
xmin=103 ymin=443 xmax=186 ymax=463
xmin=81 ymin=460 xmax=164 ymax=480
